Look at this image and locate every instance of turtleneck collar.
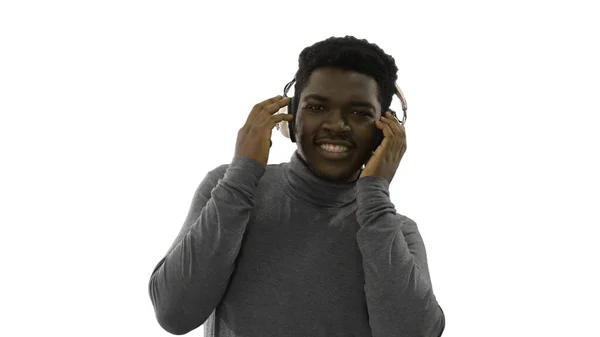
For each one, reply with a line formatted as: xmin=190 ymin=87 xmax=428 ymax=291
xmin=279 ymin=150 xmax=358 ymax=208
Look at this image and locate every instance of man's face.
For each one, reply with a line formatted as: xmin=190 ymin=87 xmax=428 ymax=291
xmin=294 ymin=67 xmax=382 ymax=183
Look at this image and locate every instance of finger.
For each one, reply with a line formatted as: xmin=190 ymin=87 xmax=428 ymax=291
xmin=257 ymin=97 xmax=292 ymax=123
xmin=247 ymin=95 xmax=283 ymax=123
xmin=379 ymin=114 xmax=397 ymax=135
xmin=267 ymin=113 xmax=294 ymax=129
xmin=375 ymin=119 xmax=395 ymax=153
xmin=266 ymin=96 xmax=291 ymax=114
xmin=377 ymin=119 xmax=394 ymax=139
xmin=380 ymin=115 xmax=402 ymax=151
xmin=384 ymin=111 xmax=406 ymax=153
xmin=383 ymin=111 xmax=405 ymax=137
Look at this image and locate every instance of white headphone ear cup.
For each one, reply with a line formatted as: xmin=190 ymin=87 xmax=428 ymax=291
xmin=275 ymin=105 xmax=291 ymax=139
xmin=280 ymin=121 xmax=291 ymax=138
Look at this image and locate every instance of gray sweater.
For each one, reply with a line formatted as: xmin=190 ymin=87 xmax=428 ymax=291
xmin=148 ymin=151 xmax=445 ymax=336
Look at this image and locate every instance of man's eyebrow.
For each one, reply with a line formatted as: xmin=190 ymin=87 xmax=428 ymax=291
xmin=302 ymin=94 xmax=376 ymax=111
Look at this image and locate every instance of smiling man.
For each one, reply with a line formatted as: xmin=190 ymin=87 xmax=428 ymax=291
xmin=296 ymin=67 xmax=381 ymax=182
xmin=148 ymin=36 xmax=445 ymax=337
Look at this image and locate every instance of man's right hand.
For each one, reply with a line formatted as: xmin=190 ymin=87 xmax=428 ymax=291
xmin=235 ymin=95 xmax=293 ymax=167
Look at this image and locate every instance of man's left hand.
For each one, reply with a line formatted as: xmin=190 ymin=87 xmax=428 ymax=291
xmin=360 ymin=111 xmax=407 ymax=183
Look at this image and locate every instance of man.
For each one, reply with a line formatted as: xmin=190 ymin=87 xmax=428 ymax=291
xmin=148 ymin=35 xmax=445 ymax=337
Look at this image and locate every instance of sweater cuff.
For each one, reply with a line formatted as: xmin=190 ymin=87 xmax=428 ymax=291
xmin=224 ymin=155 xmax=266 ymax=187
xmin=356 ymin=176 xmax=390 ymax=201
xmin=355 ymin=176 xmax=393 ymax=224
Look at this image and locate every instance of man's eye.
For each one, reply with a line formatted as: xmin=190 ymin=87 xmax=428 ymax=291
xmin=305 ymin=105 xmax=370 ymax=117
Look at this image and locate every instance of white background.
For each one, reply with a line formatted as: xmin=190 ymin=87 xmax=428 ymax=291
xmin=1 ymin=1 xmax=599 ymax=336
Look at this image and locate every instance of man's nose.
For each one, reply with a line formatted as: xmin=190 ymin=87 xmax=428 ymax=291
xmin=323 ymin=110 xmax=351 ymax=132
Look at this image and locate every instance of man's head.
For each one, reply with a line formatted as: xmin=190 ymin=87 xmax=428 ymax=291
xmin=289 ymin=36 xmax=399 ymax=183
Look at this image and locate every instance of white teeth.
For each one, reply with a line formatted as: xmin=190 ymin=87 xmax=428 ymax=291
xmin=320 ymin=144 xmax=349 ymax=153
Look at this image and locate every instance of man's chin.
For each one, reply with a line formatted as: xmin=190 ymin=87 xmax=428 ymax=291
xmin=298 ymin=148 xmax=362 ymax=182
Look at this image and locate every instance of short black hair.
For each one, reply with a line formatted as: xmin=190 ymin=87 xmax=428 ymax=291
xmin=292 ymin=35 xmax=399 ymax=116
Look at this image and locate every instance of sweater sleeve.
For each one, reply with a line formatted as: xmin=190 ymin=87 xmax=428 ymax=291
xmin=148 ymin=155 xmax=265 ymax=335
xmin=355 ymin=176 xmax=446 ymax=337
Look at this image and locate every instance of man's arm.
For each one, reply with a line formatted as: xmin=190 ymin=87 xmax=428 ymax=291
xmin=355 ymin=176 xmax=445 ymax=337
xmin=148 ymin=156 xmax=265 ymax=335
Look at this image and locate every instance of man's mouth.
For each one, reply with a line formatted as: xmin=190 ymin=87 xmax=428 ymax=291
xmin=319 ymin=143 xmax=350 ymax=153
xmin=316 ymin=143 xmax=353 ymax=159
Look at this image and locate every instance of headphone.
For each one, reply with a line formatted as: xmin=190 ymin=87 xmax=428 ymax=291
xmin=275 ymin=77 xmax=408 ymax=148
